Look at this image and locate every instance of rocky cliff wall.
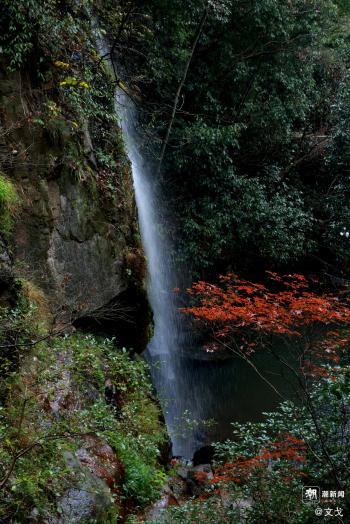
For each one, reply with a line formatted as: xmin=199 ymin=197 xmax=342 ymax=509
xmin=0 ymin=57 xmax=143 ymax=332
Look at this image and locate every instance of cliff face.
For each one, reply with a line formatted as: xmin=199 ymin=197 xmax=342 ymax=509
xmin=0 ymin=7 xmax=166 ymax=521
xmin=0 ymin=59 xmax=140 ymax=327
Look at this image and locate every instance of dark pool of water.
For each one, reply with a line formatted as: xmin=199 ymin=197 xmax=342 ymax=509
xmin=149 ymin=346 xmax=299 ymax=458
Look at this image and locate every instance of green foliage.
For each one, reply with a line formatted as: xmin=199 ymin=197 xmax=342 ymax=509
xmin=0 ymin=298 xmax=40 ymax=378
xmin=0 ymin=0 xmax=93 ymax=70
xmin=0 ymin=333 xmax=167 ymax=520
xmin=0 ymin=382 xmax=78 ymax=520
xmin=52 ymin=335 xmax=166 ymax=504
xmin=0 ymin=0 xmax=128 ymax=199
xmin=65 ymin=334 xmax=167 ymax=505
xmin=112 ymin=435 xmax=166 ymax=505
xmin=176 ymin=169 xmax=313 ymax=272
xmin=158 ymin=374 xmax=350 ymax=523
xmin=113 ymin=0 xmax=350 ymax=275
xmin=320 ymin=73 xmax=350 ymax=263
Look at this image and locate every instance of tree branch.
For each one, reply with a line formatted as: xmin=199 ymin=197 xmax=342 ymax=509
xmin=156 ymin=6 xmax=208 ymax=175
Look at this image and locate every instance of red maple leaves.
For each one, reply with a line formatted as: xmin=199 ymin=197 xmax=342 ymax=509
xmin=192 ymin=434 xmax=306 ymax=502
xmin=183 ymin=272 xmax=350 ymax=377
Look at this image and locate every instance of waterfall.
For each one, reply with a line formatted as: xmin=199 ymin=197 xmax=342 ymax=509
xmin=115 ymin=89 xmax=201 ymax=459
xmin=94 ymin=34 xmax=203 ymax=458
xmin=97 ymin=39 xmax=297 ymax=463
xmin=114 ymin=90 xmax=295 ymax=460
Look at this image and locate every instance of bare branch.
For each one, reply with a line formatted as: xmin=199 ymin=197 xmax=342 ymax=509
xmin=156 ymin=7 xmax=209 ymax=175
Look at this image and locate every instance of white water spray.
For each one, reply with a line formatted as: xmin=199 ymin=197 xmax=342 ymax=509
xmin=115 ymin=89 xmax=202 ymax=458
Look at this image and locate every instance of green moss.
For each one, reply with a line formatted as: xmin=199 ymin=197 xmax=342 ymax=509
xmin=0 ymin=173 xmax=19 ymax=234
xmin=66 ymin=334 xmax=167 ymax=505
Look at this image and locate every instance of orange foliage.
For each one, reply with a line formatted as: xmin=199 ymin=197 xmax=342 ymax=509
xmin=183 ymin=272 xmax=350 ymax=376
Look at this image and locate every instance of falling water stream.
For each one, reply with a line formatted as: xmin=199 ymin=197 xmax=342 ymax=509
xmin=115 ymin=89 xmax=197 ymax=457
xmin=94 ymin=38 xmax=204 ymax=457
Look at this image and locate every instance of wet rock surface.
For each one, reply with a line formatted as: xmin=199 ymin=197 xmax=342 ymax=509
xmin=52 ymin=438 xmax=124 ymax=523
xmin=0 ymin=64 xmax=137 ymax=323
xmin=51 ymin=451 xmax=115 ymax=524
xmin=76 ymin=434 xmax=124 ymax=491
xmin=143 ymin=461 xmax=215 ymax=522
xmin=22 ymin=348 xmax=124 ymax=523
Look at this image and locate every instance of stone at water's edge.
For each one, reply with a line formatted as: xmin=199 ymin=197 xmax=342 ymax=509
xmin=143 ymin=461 xmax=253 ymax=523
xmin=143 ymin=462 xmax=213 ymax=521
xmin=50 ymin=449 xmax=117 ymax=524
xmin=193 ymin=445 xmax=215 ymax=466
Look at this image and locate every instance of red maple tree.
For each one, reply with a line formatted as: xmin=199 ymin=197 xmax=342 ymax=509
xmin=182 ymin=272 xmax=350 ymax=378
xmin=178 ymin=273 xmax=348 ymax=498
xmin=192 ymin=433 xmax=306 ymax=503
xmin=210 ymin=434 xmax=306 ymax=483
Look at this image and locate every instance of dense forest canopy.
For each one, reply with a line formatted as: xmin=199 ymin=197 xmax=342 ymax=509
xmin=3 ymin=0 xmax=350 ymax=277
xmin=107 ymin=0 xmax=350 ymax=277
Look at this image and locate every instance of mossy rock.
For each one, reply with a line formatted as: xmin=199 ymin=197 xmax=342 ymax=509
xmin=0 ymin=172 xmax=19 ymax=235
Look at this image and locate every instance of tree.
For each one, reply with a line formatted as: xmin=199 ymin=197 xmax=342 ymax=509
xmin=169 ymin=273 xmax=350 ymax=521
xmin=181 ymin=272 xmax=350 ymax=486
xmin=111 ymin=0 xmax=350 ymax=276
xmin=164 ymin=374 xmax=350 ymax=522
xmin=183 ymin=272 xmax=350 ymax=380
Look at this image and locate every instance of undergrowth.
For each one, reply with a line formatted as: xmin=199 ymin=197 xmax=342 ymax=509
xmin=0 ymin=332 xmax=167 ymax=521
